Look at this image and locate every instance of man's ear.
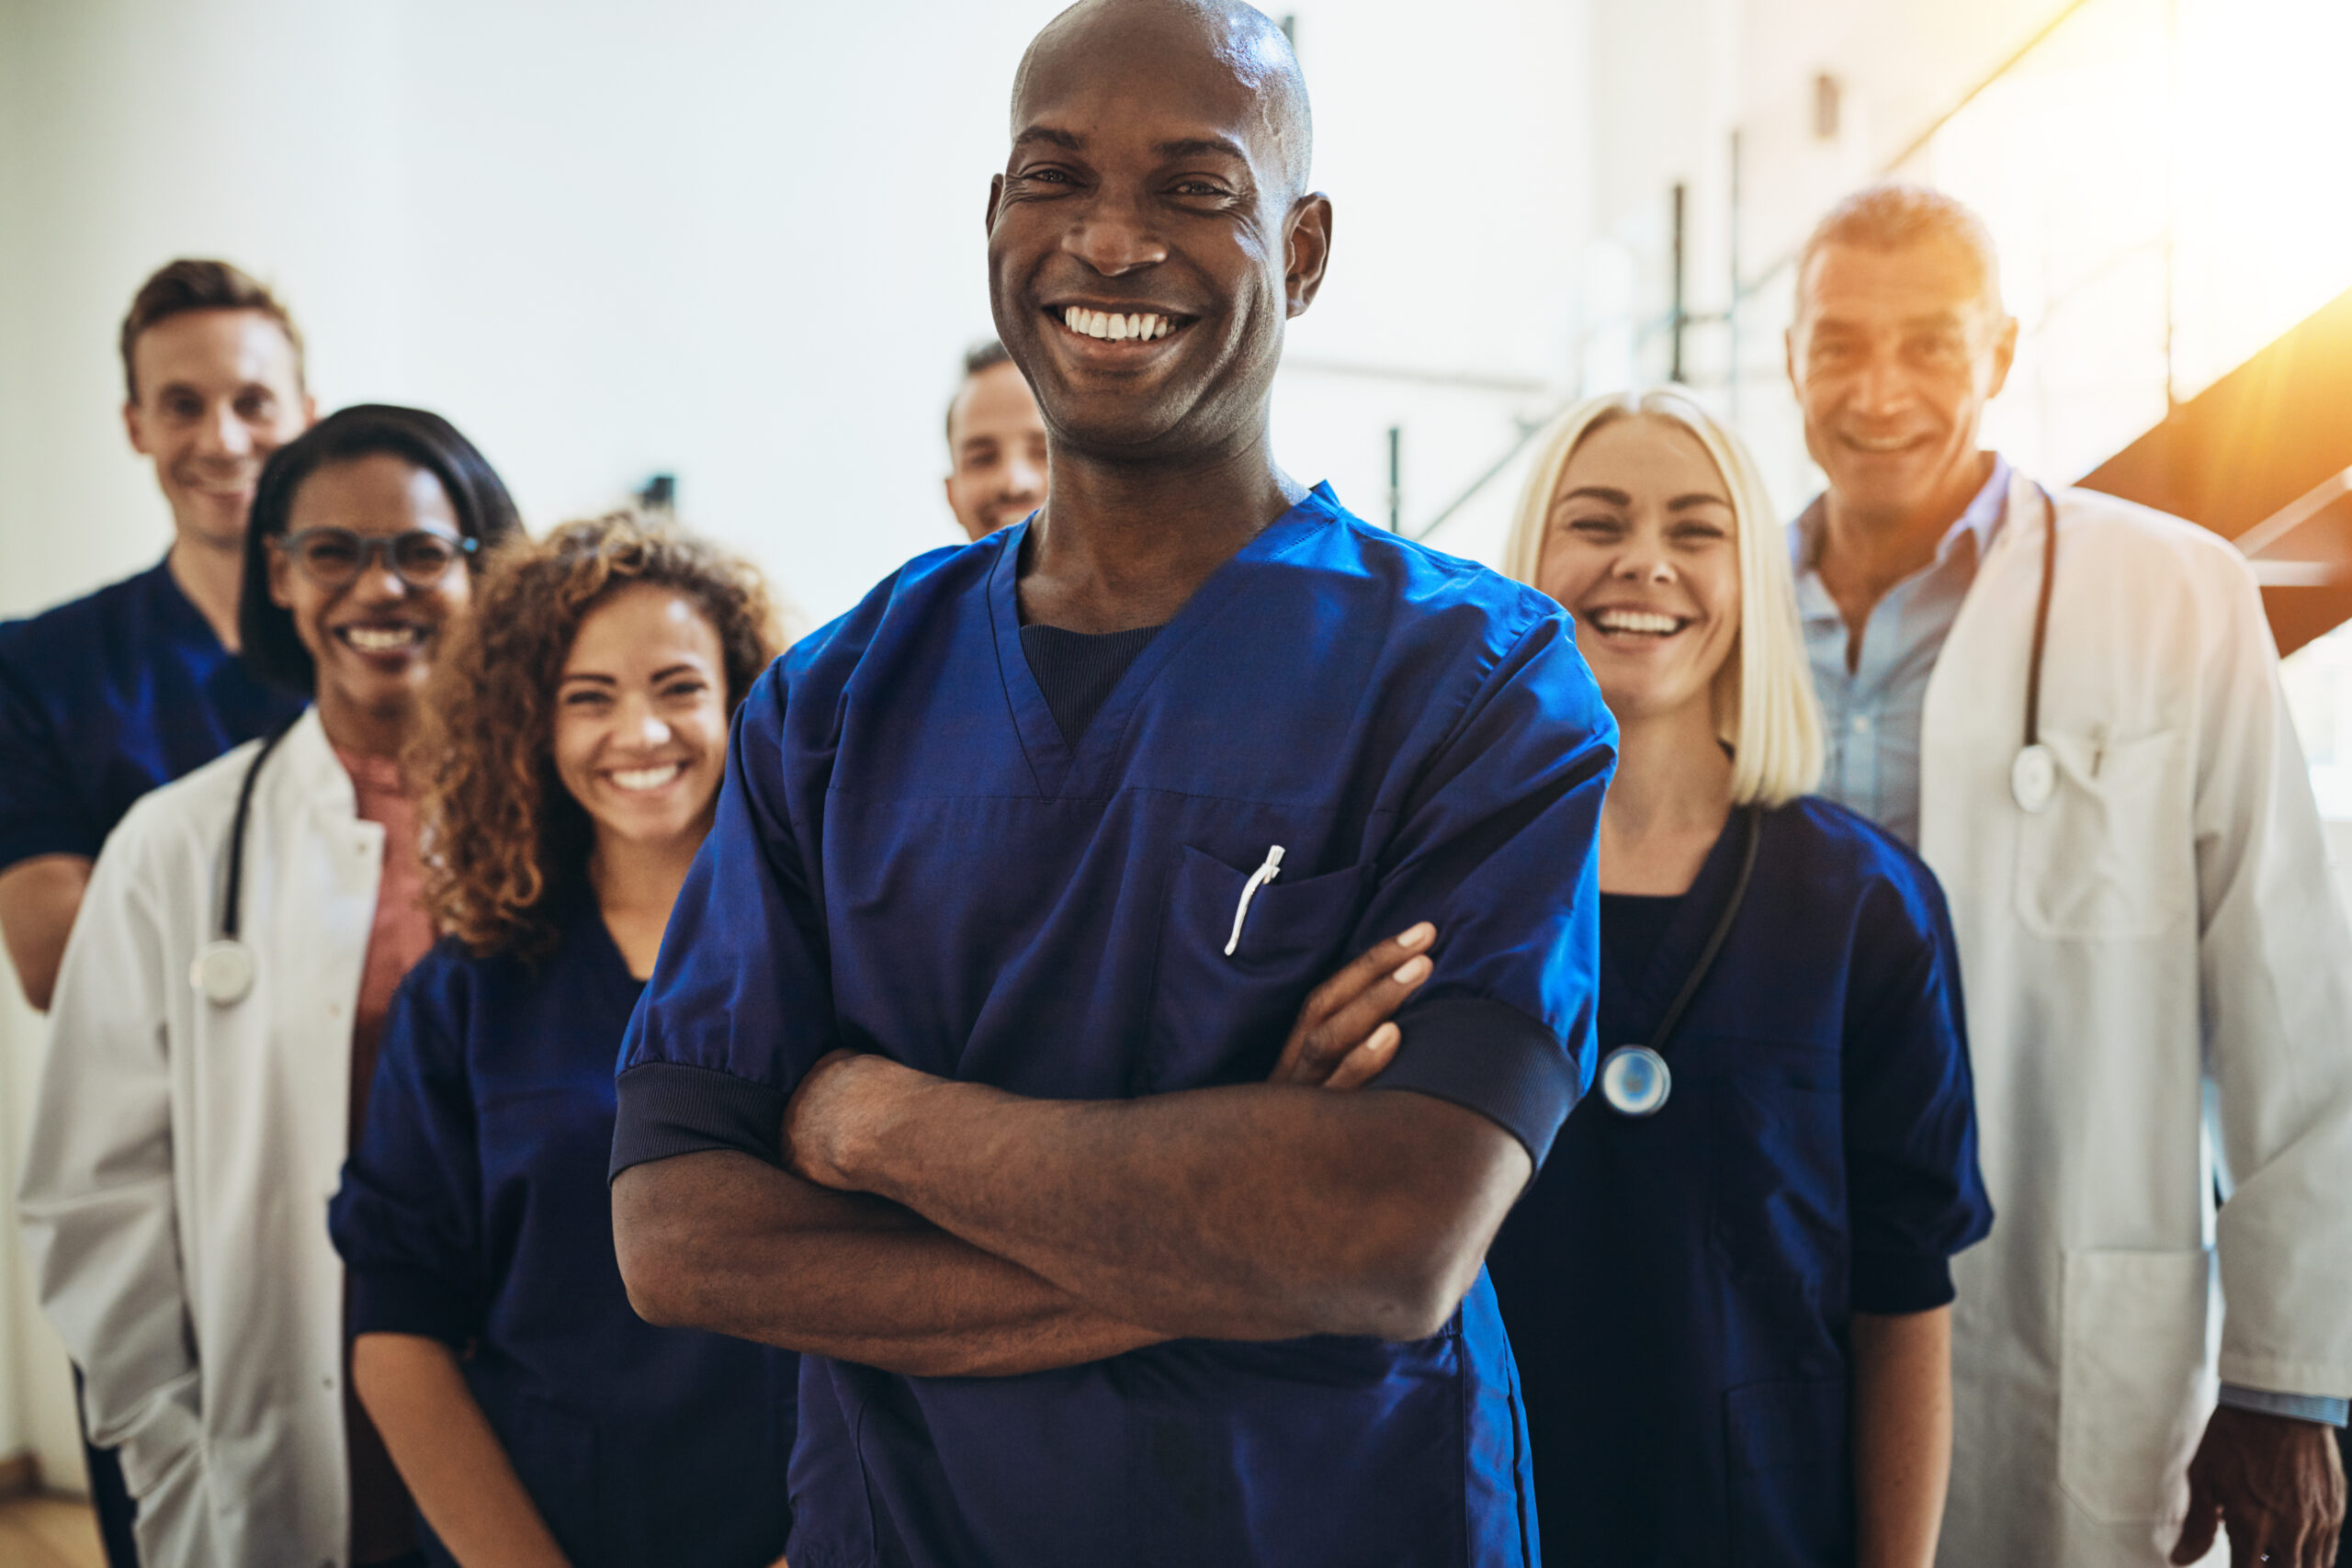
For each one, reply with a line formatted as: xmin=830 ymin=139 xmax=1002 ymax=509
xmin=123 ymin=401 xmax=150 ymax=457
xmin=1985 ymin=314 xmax=2020 ymax=402
xmin=300 ymin=392 xmax=319 ymax=430
xmin=985 ymin=174 xmax=1005 ymax=235
xmin=1283 ymin=193 xmax=1334 ymax=318
xmin=1783 ymin=327 xmax=1800 ymax=398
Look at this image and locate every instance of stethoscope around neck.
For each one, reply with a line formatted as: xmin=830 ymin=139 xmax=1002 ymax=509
xmin=187 ymin=716 xmax=301 ymax=1006
xmin=2008 ymin=481 xmax=2062 ymax=815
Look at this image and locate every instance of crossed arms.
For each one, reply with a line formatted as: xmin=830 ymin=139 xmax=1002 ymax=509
xmin=612 ymin=927 xmax=1534 ymax=1375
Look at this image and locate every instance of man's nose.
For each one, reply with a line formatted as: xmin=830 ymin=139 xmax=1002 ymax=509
xmin=1064 ymin=195 xmax=1169 ymax=276
xmin=1849 ymin=351 xmax=1914 ymax=418
xmin=1001 ymin=451 xmax=1046 ymax=501
xmin=194 ymin=400 xmax=253 ymax=460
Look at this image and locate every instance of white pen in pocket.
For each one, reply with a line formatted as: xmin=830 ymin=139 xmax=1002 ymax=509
xmin=1224 ymin=844 xmax=1285 ymax=956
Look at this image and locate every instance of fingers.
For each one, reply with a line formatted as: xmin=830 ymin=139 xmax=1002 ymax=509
xmin=1320 ymin=1021 xmax=1402 ymax=1090
xmin=2174 ymin=1466 xmax=2221 ymax=1565
xmin=1270 ymin=923 xmax=1434 ymax=1085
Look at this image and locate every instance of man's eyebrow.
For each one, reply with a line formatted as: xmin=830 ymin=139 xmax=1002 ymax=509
xmin=1012 ymin=126 xmax=1082 ymax=152
xmin=1156 ymin=134 xmax=1251 ymax=163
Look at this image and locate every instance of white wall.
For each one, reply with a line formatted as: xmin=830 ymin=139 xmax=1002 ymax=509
xmin=0 ymin=0 xmax=1597 ymax=1488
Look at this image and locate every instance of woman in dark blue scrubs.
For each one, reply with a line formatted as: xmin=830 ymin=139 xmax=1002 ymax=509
xmin=328 ymin=513 xmax=794 ymax=1568
xmin=1483 ymin=390 xmax=1993 ymax=1567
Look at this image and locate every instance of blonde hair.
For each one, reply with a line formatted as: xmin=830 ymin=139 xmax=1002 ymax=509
xmin=1501 ymin=387 xmax=1824 ymax=807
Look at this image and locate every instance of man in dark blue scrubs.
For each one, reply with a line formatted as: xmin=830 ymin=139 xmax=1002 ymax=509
xmin=610 ymin=4 xmax=1616 ymax=1562
xmin=0 ymin=258 xmax=311 ymax=1565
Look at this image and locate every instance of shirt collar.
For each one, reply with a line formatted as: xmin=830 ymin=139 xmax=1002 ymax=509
xmin=1791 ymin=453 xmax=2012 ymax=619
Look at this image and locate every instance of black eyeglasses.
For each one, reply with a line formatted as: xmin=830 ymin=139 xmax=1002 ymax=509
xmin=276 ymin=527 xmax=478 ymax=588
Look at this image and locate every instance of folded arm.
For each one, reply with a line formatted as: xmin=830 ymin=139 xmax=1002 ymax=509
xmin=615 ymin=1149 xmax=1168 ymax=1375
xmin=787 ymin=1053 xmax=1531 ymax=1342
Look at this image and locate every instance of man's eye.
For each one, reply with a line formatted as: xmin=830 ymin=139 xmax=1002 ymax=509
xmin=235 ymin=392 xmax=276 ymax=420
xmin=162 ymin=395 xmax=201 ymax=420
xmin=1018 ymin=167 xmax=1075 ymax=186
xmin=1172 ymin=181 xmax=1230 ymax=197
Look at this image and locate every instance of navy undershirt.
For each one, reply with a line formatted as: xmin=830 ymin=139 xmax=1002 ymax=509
xmin=1017 ymin=622 xmax=1165 ymax=744
xmin=1600 ymin=891 xmax=1684 ymax=983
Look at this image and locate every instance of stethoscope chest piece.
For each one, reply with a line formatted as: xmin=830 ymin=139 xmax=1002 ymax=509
xmin=2011 ymin=742 xmax=2057 ymax=814
xmin=1600 ymin=1044 xmax=1672 ymax=1117
xmin=189 ymin=939 xmax=256 ymax=1006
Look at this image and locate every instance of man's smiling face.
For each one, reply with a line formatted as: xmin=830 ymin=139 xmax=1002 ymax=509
xmin=986 ymin=1 xmax=1327 ymax=464
xmin=1786 ymin=239 xmax=2017 ymax=524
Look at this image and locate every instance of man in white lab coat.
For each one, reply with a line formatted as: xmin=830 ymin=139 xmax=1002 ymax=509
xmin=1785 ymin=183 xmax=2351 ymax=1568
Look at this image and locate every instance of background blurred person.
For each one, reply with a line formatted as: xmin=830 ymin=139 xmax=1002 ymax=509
xmin=18 ymin=405 xmax=521 ymax=1568
xmin=1785 ymin=183 xmax=2351 ymax=1568
xmin=329 ymin=513 xmax=796 ymax=1568
xmin=0 ymin=260 xmax=313 ymax=1020
xmin=1486 ymin=388 xmax=1990 ymax=1568
xmin=942 ymin=339 xmax=1047 ymax=541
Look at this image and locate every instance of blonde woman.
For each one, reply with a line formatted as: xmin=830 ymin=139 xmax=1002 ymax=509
xmin=1480 ymin=389 xmax=1992 ymax=1568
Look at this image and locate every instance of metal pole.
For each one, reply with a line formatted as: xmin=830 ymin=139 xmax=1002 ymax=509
xmin=1669 ymin=182 xmax=1688 ymax=384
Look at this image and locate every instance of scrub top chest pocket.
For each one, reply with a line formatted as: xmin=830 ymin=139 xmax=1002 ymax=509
xmin=1144 ymin=843 xmax=1369 ymax=1094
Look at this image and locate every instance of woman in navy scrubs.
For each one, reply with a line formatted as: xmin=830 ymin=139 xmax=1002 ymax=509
xmin=1482 ymin=389 xmax=1993 ymax=1567
xmin=328 ymin=513 xmax=794 ymax=1568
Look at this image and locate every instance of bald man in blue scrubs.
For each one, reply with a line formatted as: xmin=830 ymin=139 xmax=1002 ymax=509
xmin=609 ymin=5 xmax=1614 ymax=1562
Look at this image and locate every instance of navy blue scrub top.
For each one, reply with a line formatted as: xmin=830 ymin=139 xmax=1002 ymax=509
xmin=331 ymin=889 xmax=796 ymax=1568
xmin=0 ymin=558 xmax=303 ymax=870
xmin=612 ymin=485 xmax=1617 ymax=1568
xmin=1486 ymin=797 xmax=1993 ymax=1568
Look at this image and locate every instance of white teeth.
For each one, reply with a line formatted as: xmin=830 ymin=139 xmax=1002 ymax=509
xmin=344 ymin=626 xmax=418 ymax=651
xmin=1593 ymin=609 xmax=1683 ymax=636
xmin=1849 ymin=433 xmax=1913 ymax=452
xmin=1060 ymin=309 xmax=1174 ymax=342
xmin=609 ymin=764 xmax=684 ymax=792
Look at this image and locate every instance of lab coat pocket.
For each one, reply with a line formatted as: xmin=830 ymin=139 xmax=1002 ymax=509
xmin=2014 ymin=728 xmax=2192 ymax=939
xmin=1724 ymin=1378 xmax=1852 ymax=1567
xmin=2058 ymin=1247 xmax=2214 ymax=1525
xmin=1144 ymin=845 xmax=1369 ymax=1093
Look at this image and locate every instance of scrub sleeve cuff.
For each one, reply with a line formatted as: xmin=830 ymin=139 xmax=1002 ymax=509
xmin=0 ymin=820 xmax=100 ymax=872
xmin=611 ymin=1061 xmax=788 ymax=1179
xmin=1368 ymin=996 xmax=1581 ymax=1168
xmin=346 ymin=1266 xmax=481 ymax=1348
xmin=2216 ymin=1385 xmax=2351 ymax=1427
xmin=1849 ymin=1250 xmax=1956 ymax=1314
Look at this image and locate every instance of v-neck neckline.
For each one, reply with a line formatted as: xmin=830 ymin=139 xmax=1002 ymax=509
xmin=1601 ymin=807 xmax=1759 ymax=1038
xmin=987 ymin=484 xmax=1343 ymax=798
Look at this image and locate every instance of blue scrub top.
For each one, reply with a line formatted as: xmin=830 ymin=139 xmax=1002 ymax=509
xmin=613 ymin=485 xmax=1617 ymax=1568
xmin=0 ymin=558 xmax=303 ymax=870
xmin=330 ymin=889 xmax=797 ymax=1568
xmin=1486 ymin=797 xmax=1993 ymax=1568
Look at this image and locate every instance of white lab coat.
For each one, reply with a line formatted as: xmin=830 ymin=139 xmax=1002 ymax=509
xmin=1923 ymin=473 xmax=2352 ymax=1567
xmin=18 ymin=708 xmax=380 ymax=1568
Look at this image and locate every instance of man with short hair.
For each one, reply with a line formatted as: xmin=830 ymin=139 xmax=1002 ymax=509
xmin=0 ymin=259 xmax=313 ymax=1014
xmin=1786 ymin=182 xmax=2352 ymax=1568
xmin=608 ymin=3 xmax=1613 ymax=1563
xmin=0 ymin=259 xmax=312 ymax=1568
xmin=944 ymin=338 xmax=1049 ymax=541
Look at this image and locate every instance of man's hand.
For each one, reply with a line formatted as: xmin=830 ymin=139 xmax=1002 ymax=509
xmin=784 ymin=1049 xmax=918 ymax=1191
xmin=2170 ymin=1404 xmax=2346 ymax=1568
xmin=1268 ymin=921 xmax=1435 ymax=1089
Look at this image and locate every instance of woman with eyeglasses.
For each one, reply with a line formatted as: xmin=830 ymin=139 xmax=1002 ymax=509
xmin=22 ymin=404 xmax=522 ymax=1568
xmin=327 ymin=513 xmax=795 ymax=1568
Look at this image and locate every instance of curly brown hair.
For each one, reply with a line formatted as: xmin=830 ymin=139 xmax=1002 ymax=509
xmin=409 ymin=511 xmax=786 ymax=960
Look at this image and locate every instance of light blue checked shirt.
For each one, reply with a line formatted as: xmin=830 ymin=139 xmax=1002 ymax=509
xmin=1792 ymin=456 xmax=2348 ymax=1428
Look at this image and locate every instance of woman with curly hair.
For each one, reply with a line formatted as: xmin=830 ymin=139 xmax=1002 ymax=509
xmin=328 ymin=513 xmax=796 ymax=1568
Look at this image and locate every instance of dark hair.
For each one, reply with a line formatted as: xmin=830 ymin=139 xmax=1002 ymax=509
xmin=120 ymin=259 xmax=305 ymax=403
xmin=946 ymin=338 xmax=1016 ymax=447
xmin=239 ymin=404 xmax=524 ymax=695
xmin=410 ymin=511 xmax=786 ymax=959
